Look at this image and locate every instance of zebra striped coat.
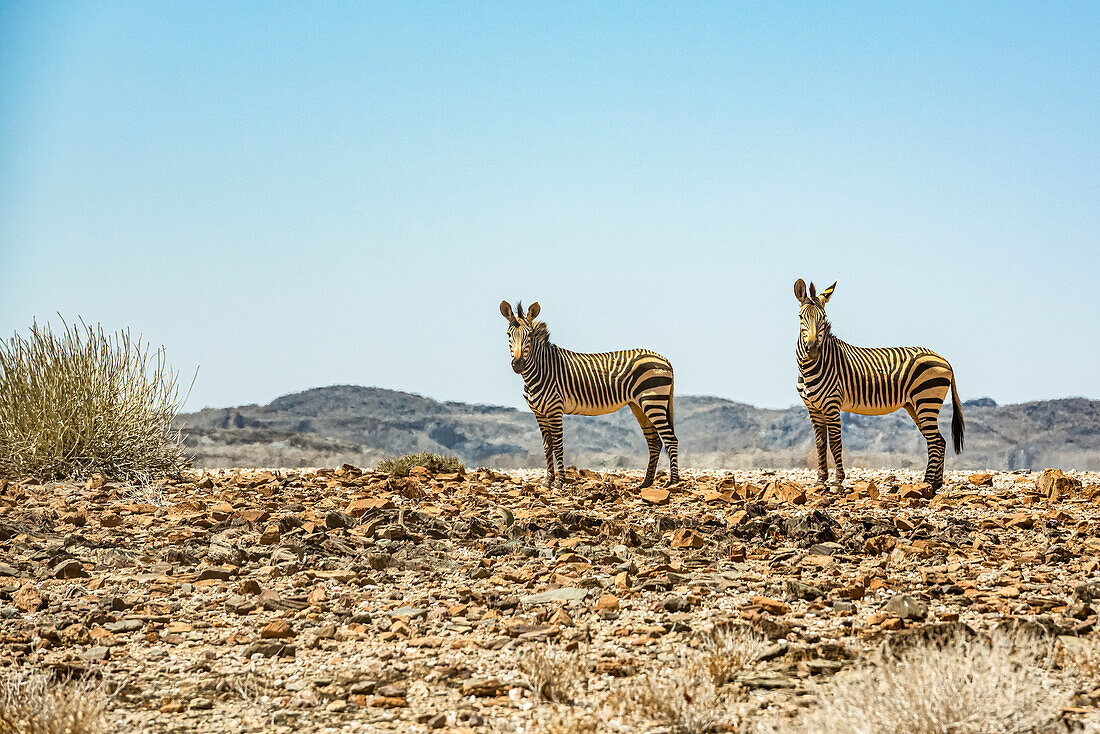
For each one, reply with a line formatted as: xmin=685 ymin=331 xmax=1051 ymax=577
xmin=500 ymin=300 xmax=679 ymax=489
xmin=794 ymin=279 xmax=964 ymax=489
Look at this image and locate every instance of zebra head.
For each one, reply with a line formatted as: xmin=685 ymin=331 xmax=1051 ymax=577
xmin=794 ymin=279 xmax=836 ymax=360
xmin=499 ymin=300 xmax=543 ymax=374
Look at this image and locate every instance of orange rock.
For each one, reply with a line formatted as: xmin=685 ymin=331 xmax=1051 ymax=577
xmin=640 ymin=488 xmax=670 ymax=505
xmin=594 ymin=594 xmax=620 ymax=612
xmin=259 ymin=524 xmax=280 ymax=545
xmin=899 ymin=483 xmax=934 ymax=500
xmin=549 ymin=607 xmax=574 ymax=626
xmin=969 ymin=472 xmax=993 ymax=486
xmin=260 ymin=619 xmax=295 ymax=639
xmin=346 ymin=497 xmax=395 ymax=516
xmin=750 ymin=596 xmax=791 ymax=615
xmin=670 ymin=529 xmax=705 ymax=549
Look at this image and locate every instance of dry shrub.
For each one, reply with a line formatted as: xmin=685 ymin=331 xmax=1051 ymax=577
xmin=789 ymin=632 xmax=1068 ymax=734
xmin=622 ymin=660 xmax=745 ymax=734
xmin=0 ymin=672 xmax=109 ymax=734
xmin=699 ymin=625 xmax=768 ymax=686
xmin=519 ymin=644 xmax=586 ymax=703
xmin=1057 ymin=635 xmax=1100 ymax=687
xmin=0 ymin=319 xmax=190 ymax=481
xmin=531 ymin=707 xmax=602 ymax=734
xmin=375 ymin=451 xmax=464 ymax=477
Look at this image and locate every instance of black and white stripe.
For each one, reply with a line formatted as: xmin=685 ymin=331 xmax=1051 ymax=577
xmin=500 ymin=300 xmax=678 ymax=489
xmin=794 ymin=279 xmax=964 ymax=489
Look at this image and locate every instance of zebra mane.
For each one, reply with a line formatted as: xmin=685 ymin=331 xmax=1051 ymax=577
xmin=514 ymin=301 xmax=549 ymax=340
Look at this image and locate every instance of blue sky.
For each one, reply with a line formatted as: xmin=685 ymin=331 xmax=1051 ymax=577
xmin=2 ymin=2 xmax=1097 ymax=412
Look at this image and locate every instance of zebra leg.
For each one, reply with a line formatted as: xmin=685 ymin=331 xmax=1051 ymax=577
xmin=913 ymin=405 xmax=947 ymax=489
xmin=641 ymin=406 xmax=679 ymax=486
xmin=809 ymin=410 xmax=829 ymax=485
xmin=549 ymin=413 xmax=565 ymax=489
xmin=824 ymin=405 xmax=845 ymax=485
xmin=535 ymin=414 xmax=557 ymax=488
xmin=629 ymin=404 xmax=662 ymax=488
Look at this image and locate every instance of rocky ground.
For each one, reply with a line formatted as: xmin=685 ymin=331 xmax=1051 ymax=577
xmin=3 ymin=466 xmax=1100 ymax=732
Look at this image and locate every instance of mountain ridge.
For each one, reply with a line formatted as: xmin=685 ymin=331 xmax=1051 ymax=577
xmin=176 ymin=385 xmax=1100 ymax=471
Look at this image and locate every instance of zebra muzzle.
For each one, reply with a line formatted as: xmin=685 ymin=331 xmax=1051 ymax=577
xmin=511 ymin=357 xmax=525 ymax=373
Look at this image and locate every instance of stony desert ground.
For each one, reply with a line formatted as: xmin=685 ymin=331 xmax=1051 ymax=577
xmin=3 ymin=465 xmax=1100 ymax=732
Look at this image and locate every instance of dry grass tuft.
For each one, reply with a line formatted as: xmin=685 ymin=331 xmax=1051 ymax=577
xmin=0 ymin=319 xmax=191 ymax=481
xmin=699 ymin=625 xmax=769 ymax=686
xmin=375 ymin=451 xmax=464 ymax=477
xmin=788 ymin=632 xmax=1069 ymax=734
xmin=531 ymin=707 xmax=602 ymax=734
xmin=0 ymin=672 xmax=110 ymax=734
xmin=518 ymin=644 xmax=587 ymax=704
xmin=1058 ymin=635 xmax=1100 ymax=682
xmin=622 ymin=660 xmax=744 ymax=734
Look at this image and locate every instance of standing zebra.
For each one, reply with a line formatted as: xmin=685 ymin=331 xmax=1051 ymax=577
xmin=500 ymin=300 xmax=679 ymax=489
xmin=794 ymin=279 xmax=964 ymax=489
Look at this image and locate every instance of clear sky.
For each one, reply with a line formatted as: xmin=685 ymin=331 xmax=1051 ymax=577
xmin=2 ymin=2 xmax=1097 ymax=412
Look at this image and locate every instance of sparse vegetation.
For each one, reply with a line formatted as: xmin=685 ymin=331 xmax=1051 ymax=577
xmin=0 ymin=672 xmax=110 ymax=734
xmin=532 ymin=707 xmax=602 ymax=734
xmin=518 ymin=644 xmax=587 ymax=703
xmin=0 ymin=319 xmax=191 ymax=481
xmin=1058 ymin=635 xmax=1100 ymax=687
xmin=788 ymin=632 xmax=1068 ymax=734
xmin=698 ymin=625 xmax=768 ymax=686
xmin=375 ymin=451 xmax=464 ymax=477
xmin=622 ymin=658 xmax=745 ymax=734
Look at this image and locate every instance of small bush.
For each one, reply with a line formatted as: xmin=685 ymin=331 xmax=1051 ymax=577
xmin=1057 ymin=635 xmax=1100 ymax=687
xmin=375 ymin=451 xmax=464 ymax=477
xmin=622 ymin=660 xmax=745 ymax=734
xmin=0 ymin=671 xmax=110 ymax=734
xmin=698 ymin=625 xmax=768 ymax=686
xmin=518 ymin=644 xmax=586 ymax=704
xmin=532 ymin=708 xmax=602 ymax=734
xmin=0 ymin=319 xmax=191 ymax=481
xmin=789 ymin=632 xmax=1068 ymax=734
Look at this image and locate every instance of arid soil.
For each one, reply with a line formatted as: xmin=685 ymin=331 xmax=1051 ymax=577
xmin=3 ymin=466 xmax=1100 ymax=732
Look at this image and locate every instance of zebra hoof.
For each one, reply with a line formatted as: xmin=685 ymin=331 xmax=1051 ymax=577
xmin=551 ymin=479 xmax=564 ymax=491
xmin=664 ymin=478 xmax=681 ymax=488
xmin=637 ymin=480 xmax=654 ymax=490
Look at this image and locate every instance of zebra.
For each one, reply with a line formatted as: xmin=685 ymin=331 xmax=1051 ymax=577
xmin=793 ymin=279 xmax=964 ymax=489
xmin=499 ymin=300 xmax=679 ymax=489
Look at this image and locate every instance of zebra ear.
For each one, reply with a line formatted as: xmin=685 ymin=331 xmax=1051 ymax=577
xmin=817 ymin=281 xmax=837 ymax=306
xmin=527 ymin=302 xmax=540 ymax=320
xmin=809 ymin=282 xmax=817 ymax=301
xmin=500 ymin=300 xmax=516 ymax=323
xmin=794 ymin=279 xmax=808 ymax=304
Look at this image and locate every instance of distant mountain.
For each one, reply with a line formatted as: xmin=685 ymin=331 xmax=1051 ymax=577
xmin=176 ymin=386 xmax=1100 ymax=471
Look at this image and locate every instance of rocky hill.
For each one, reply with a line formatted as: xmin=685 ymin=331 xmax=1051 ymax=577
xmin=176 ymin=386 xmax=1100 ymax=471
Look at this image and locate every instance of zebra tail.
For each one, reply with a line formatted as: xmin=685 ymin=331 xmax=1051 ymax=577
xmin=950 ymin=376 xmax=964 ymax=455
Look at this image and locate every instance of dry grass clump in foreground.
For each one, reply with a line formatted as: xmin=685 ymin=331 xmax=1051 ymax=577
xmin=518 ymin=643 xmax=587 ymax=703
xmin=375 ymin=451 xmax=464 ymax=477
xmin=621 ymin=657 xmax=747 ymax=734
xmin=784 ymin=633 xmax=1069 ymax=734
xmin=700 ymin=625 xmax=769 ymax=686
xmin=0 ymin=672 xmax=110 ymax=734
xmin=0 ymin=319 xmax=190 ymax=481
xmin=530 ymin=707 xmax=603 ymax=734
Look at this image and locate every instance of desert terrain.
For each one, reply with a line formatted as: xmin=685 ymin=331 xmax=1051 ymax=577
xmin=3 ymin=465 xmax=1100 ymax=732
